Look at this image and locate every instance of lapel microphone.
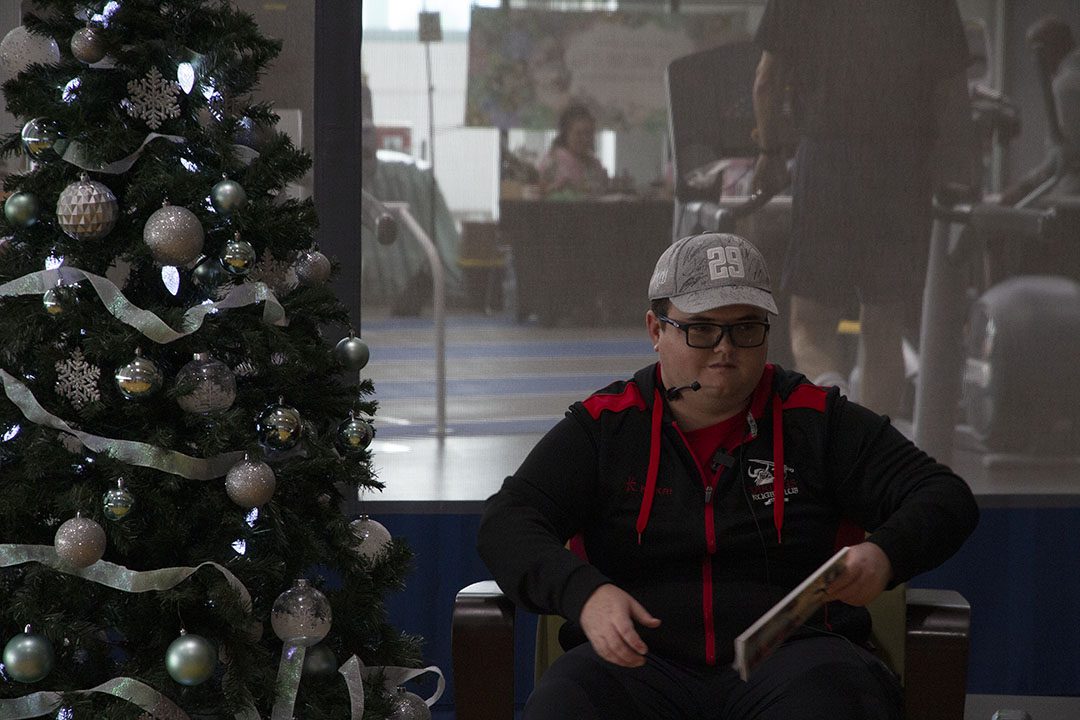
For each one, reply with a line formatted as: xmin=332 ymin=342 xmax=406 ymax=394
xmin=665 ymin=381 xmax=701 ymax=401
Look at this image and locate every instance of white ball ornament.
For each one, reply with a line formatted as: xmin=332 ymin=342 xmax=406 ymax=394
xmin=0 ymin=26 xmax=60 ymax=82
xmin=143 ymin=201 xmax=204 ymax=266
xmin=54 ymin=513 xmax=106 ymax=568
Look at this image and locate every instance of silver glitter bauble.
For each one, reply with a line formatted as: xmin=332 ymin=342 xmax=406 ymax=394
xmin=54 ymin=514 xmax=106 ymax=568
xmin=225 ymin=456 xmax=277 ymax=508
xmin=334 ymin=334 xmax=370 ymax=371
xmin=302 ymin=643 xmax=338 ymax=680
xmin=219 ymin=236 xmax=256 ymax=276
xmin=2 ymin=626 xmax=54 ymax=683
xmin=294 ymin=249 xmax=331 ymax=286
xmin=114 ymin=349 xmax=163 ymax=400
xmin=102 ymin=479 xmax=134 ymax=520
xmin=20 ymin=117 xmax=65 ymax=160
xmin=256 ymin=400 xmax=303 ymax=451
xmin=175 ymin=353 xmax=236 ymax=414
xmin=335 ymin=413 xmax=374 ymax=456
xmin=4 ymin=191 xmax=40 ymax=227
xmin=165 ymin=631 xmax=216 ymax=686
xmin=349 ymin=515 xmax=392 ymax=561
xmin=57 ymin=174 xmax=118 ymax=240
xmin=387 ymin=687 xmax=432 ymax=720
xmin=70 ymin=26 xmax=105 ymax=64
xmin=0 ymin=26 xmax=60 ymax=82
xmin=143 ymin=202 xmax=204 ymax=266
xmin=271 ymin=579 xmax=332 ymax=647
xmin=210 ymin=178 xmax=247 ymax=215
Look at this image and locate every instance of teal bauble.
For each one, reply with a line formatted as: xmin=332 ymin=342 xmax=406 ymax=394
xmin=3 ymin=627 xmax=54 ymax=683
xmin=210 ymin=178 xmax=247 ymax=215
xmin=333 ymin=334 xmax=370 ymax=371
xmin=4 ymin=191 xmax=40 ymax=227
xmin=165 ymin=632 xmax=216 ymax=686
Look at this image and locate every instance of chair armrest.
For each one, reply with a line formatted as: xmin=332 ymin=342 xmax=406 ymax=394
xmin=452 ymin=581 xmax=516 ymax=720
xmin=904 ymin=588 xmax=971 ymax=720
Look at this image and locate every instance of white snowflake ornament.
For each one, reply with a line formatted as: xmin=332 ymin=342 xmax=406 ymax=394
xmin=55 ymin=349 xmax=101 ymax=409
xmin=125 ymin=66 xmax=181 ymax=130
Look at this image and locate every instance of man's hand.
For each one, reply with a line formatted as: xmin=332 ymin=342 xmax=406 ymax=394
xmin=825 ymin=541 xmax=893 ymax=606
xmin=578 ymin=584 xmax=661 ymax=667
xmin=751 ymin=153 xmax=791 ymax=197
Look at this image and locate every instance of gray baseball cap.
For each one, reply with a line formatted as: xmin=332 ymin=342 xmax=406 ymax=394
xmin=648 ymin=233 xmax=778 ymax=315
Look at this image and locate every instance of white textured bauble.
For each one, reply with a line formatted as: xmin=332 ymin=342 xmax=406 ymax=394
xmin=0 ymin=26 xmax=60 ymax=82
xmin=295 ymin=249 xmax=331 ymax=285
xmin=165 ymin=632 xmax=216 ymax=686
xmin=143 ymin=203 xmax=204 ymax=266
xmin=271 ymin=579 xmax=332 ymax=647
xmin=225 ymin=457 xmax=277 ymax=508
xmin=57 ymin=176 xmax=118 ymax=240
xmin=2 ymin=627 xmax=54 ymax=684
xmin=388 ymin=687 xmax=433 ymax=720
xmin=349 ymin=515 xmax=392 ymax=561
xmin=54 ymin=514 xmax=106 ymax=568
xmin=70 ymin=26 xmax=105 ymax=64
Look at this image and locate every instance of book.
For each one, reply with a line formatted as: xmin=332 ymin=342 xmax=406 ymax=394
xmin=732 ymin=546 xmax=850 ymax=681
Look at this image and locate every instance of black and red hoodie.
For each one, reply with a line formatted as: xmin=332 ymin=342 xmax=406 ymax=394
xmin=478 ymin=363 xmax=978 ymax=668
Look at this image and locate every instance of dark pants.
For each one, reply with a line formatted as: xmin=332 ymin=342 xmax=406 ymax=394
xmin=524 ymin=635 xmax=902 ymax=720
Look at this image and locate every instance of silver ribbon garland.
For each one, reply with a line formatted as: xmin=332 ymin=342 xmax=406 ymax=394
xmin=60 ymin=132 xmax=260 ymax=174
xmin=0 ymin=368 xmax=244 ymax=479
xmin=0 ymin=677 xmax=190 ymax=719
xmin=0 ymin=546 xmax=252 ymax=610
xmin=0 ymin=268 xmax=288 ymax=344
xmin=270 ymin=644 xmax=306 ymax=720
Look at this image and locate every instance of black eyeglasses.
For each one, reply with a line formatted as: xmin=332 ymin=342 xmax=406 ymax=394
xmin=657 ymin=314 xmax=770 ymax=348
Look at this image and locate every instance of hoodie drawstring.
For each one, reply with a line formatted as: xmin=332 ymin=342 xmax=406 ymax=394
xmin=771 ymin=393 xmax=785 ymax=544
xmin=635 ymin=388 xmax=665 ymax=544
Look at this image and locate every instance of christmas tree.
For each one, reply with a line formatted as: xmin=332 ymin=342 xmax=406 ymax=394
xmin=0 ymin=2 xmax=430 ymax=718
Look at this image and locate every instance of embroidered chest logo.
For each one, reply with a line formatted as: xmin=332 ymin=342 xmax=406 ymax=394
xmin=746 ymin=459 xmax=798 ymax=506
xmin=624 ymin=474 xmax=672 ymax=496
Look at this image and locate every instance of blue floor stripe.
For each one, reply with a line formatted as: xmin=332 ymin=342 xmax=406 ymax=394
xmin=370 ymin=339 xmax=653 ymax=361
xmin=373 ymin=374 xmax=620 ymax=399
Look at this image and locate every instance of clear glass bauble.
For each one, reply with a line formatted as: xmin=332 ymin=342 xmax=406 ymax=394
xmin=102 ymin=479 xmax=135 ymax=520
xmin=270 ymin=578 xmax=332 ymax=647
xmin=349 ymin=515 xmax=392 ymax=561
xmin=114 ymin=349 xmax=163 ymax=400
xmin=219 ymin=236 xmax=256 ymax=276
xmin=175 ymin=353 xmax=236 ymax=414
xmin=335 ymin=413 xmax=374 ymax=456
xmin=256 ymin=400 xmax=303 ymax=451
xmin=20 ymin=117 xmax=64 ymax=160
xmin=387 ymin=687 xmax=432 ymax=720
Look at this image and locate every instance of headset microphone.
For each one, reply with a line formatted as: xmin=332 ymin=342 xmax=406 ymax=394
xmin=665 ymin=381 xmax=702 ymax=401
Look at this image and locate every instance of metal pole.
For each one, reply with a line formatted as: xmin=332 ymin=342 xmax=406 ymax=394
xmin=383 ymin=202 xmax=447 ymax=438
xmin=912 ymin=214 xmax=968 ymax=463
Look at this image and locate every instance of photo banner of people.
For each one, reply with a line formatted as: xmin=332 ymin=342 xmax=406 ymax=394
xmin=466 ymin=7 xmax=748 ymax=132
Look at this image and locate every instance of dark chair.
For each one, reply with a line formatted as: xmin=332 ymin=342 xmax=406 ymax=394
xmin=452 ymin=581 xmax=971 ymax=720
